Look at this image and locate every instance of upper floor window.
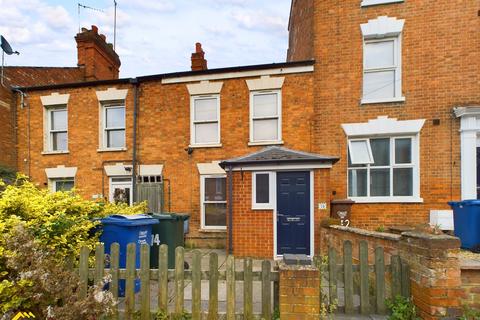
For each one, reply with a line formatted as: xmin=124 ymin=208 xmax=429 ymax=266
xmin=47 ymin=107 xmax=68 ymax=152
xmin=190 ymin=95 xmax=220 ymax=146
xmin=250 ymin=91 xmax=282 ymax=144
xmin=102 ymin=105 xmax=126 ymax=149
xmin=361 ymin=16 xmax=405 ymax=104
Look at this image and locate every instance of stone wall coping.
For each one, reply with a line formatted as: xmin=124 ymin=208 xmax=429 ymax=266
xmin=278 ymin=261 xmax=318 ymax=271
xmin=329 ymin=225 xmax=402 ymax=241
xmin=460 ymin=258 xmax=480 ymax=270
xmin=401 ymin=231 xmax=459 ymax=241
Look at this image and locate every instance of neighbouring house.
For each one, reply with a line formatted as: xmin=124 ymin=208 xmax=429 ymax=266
xmin=4 ymin=1 xmax=480 ymax=258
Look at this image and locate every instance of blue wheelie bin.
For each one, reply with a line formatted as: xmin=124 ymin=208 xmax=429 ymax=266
xmin=99 ymin=214 xmax=158 ymax=296
xmin=448 ymin=200 xmax=480 ymax=250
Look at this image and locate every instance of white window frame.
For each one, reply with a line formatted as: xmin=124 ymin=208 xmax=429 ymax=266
xmin=200 ymin=174 xmax=227 ymax=230
xmin=252 ymin=172 xmax=275 ymax=210
xmin=109 ymin=176 xmax=133 ymax=206
xmin=100 ymin=103 xmax=126 ymax=151
xmin=249 ymin=90 xmax=282 ymax=145
xmin=362 ymin=37 xmax=403 ymax=104
xmin=348 ymin=139 xmax=374 ymax=165
xmin=190 ymin=95 xmax=221 ymax=147
xmin=46 ymin=106 xmax=68 ymax=152
xmin=347 ymin=135 xmax=421 ymax=203
xmin=51 ymin=178 xmax=75 ymax=192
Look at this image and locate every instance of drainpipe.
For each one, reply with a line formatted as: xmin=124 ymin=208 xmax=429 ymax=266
xmin=227 ymin=165 xmax=233 ymax=254
xmin=131 ymin=78 xmax=139 ymax=202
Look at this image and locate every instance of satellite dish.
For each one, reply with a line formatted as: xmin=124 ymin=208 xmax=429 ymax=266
xmin=1 ymin=36 xmax=19 ymax=55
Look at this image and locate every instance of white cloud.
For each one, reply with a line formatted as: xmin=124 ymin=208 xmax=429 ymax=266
xmin=232 ymin=11 xmax=287 ymax=35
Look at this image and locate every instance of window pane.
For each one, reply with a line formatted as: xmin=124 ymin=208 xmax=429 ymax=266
xmin=106 ymin=107 xmax=125 ymax=128
xmin=195 ymin=122 xmax=218 ymax=144
xmin=365 ymin=41 xmax=395 ymax=69
xmin=107 ymin=129 xmax=125 ymax=148
xmin=55 ymin=180 xmax=74 ymax=192
xmin=349 ymin=140 xmax=372 ymax=165
xmin=395 ymin=138 xmax=412 ymax=164
xmin=52 ymin=132 xmax=68 ymax=151
xmin=255 ymin=174 xmax=269 ymax=204
xmin=370 ymin=168 xmax=390 ymax=196
xmin=205 ymin=178 xmax=226 ymax=201
xmin=51 ymin=109 xmax=67 ymax=130
xmin=363 ymin=71 xmax=395 ymax=99
xmin=348 ymin=169 xmax=367 ymax=197
xmin=393 ymin=168 xmax=413 ymax=196
xmin=371 ymin=138 xmax=390 ymax=166
xmin=253 ymin=94 xmax=277 ymax=118
xmin=194 ymin=98 xmax=217 ymax=121
xmin=253 ymin=119 xmax=278 ymax=141
xmin=113 ymin=187 xmax=131 ymax=205
xmin=204 ymin=203 xmax=226 ymax=227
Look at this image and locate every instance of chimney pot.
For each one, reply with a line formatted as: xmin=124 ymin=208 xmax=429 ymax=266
xmin=91 ymin=25 xmax=98 ymax=33
xmin=100 ymin=34 xmax=106 ymax=41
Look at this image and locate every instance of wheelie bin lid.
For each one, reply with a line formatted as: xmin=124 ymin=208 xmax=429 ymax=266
xmin=100 ymin=214 xmax=158 ymax=226
xmin=448 ymin=200 xmax=480 ymax=207
xmin=149 ymin=213 xmax=190 ymax=221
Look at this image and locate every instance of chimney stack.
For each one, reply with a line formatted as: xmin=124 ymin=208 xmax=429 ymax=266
xmin=191 ymin=43 xmax=208 ymax=71
xmin=75 ymin=25 xmax=121 ymax=81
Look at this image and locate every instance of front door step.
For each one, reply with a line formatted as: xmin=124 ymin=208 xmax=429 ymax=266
xmin=283 ymin=253 xmax=312 ymax=266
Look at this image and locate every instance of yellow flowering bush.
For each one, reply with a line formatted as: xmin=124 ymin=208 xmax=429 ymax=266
xmin=0 ymin=175 xmax=147 ymax=314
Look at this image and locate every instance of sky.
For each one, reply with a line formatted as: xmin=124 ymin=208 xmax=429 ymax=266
xmin=0 ymin=0 xmax=292 ymax=78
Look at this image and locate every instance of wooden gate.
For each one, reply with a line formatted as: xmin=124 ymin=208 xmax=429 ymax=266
xmin=136 ymin=182 xmax=164 ymax=213
xmin=321 ymin=240 xmax=411 ymax=315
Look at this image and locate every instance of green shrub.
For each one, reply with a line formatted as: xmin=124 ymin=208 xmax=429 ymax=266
xmin=386 ymin=295 xmax=420 ymax=320
xmin=0 ymin=175 xmax=147 ymax=315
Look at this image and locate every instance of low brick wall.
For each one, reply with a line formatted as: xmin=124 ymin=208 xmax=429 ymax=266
xmin=460 ymin=264 xmax=480 ymax=310
xmin=319 ymin=225 xmax=479 ymax=319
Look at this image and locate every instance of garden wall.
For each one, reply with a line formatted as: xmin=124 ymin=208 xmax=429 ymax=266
xmin=320 ymin=225 xmax=479 ymax=319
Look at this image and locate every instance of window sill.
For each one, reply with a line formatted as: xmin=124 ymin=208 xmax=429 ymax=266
xmin=361 ymin=0 xmax=404 ymax=7
xmin=248 ymin=140 xmax=284 ymax=147
xmin=361 ymin=97 xmax=405 ymax=105
xmin=97 ymin=147 xmax=127 ymax=153
xmin=42 ymin=150 xmax=69 ymax=155
xmin=189 ymin=143 xmax=222 ymax=149
xmin=252 ymin=206 xmax=274 ymax=211
xmin=349 ymin=196 xmax=423 ymax=203
xmin=199 ymin=228 xmax=227 ymax=232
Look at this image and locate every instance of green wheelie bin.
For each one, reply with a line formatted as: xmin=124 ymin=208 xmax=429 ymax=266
xmin=149 ymin=213 xmax=190 ymax=269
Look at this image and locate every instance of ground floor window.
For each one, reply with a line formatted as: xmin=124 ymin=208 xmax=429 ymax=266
xmin=52 ymin=178 xmax=74 ymax=192
xmin=109 ymin=176 xmax=133 ymax=205
xmin=348 ymin=136 xmax=418 ymax=201
xmin=201 ymin=175 xmax=226 ymax=229
xmin=252 ymin=172 xmax=275 ymax=209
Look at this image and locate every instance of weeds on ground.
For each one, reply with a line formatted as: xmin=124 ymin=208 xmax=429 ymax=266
xmin=386 ymin=295 xmax=420 ymax=320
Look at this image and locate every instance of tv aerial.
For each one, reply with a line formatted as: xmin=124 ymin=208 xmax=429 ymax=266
xmin=1 ymin=35 xmax=20 ymax=86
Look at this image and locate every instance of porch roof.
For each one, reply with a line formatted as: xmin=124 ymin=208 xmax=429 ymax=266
xmin=219 ymin=146 xmax=339 ymax=168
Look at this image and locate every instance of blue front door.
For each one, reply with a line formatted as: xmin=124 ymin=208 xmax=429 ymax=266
xmin=277 ymin=171 xmax=310 ymax=255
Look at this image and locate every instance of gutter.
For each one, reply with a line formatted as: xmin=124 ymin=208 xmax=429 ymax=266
xmin=227 ymin=165 xmax=233 ymax=254
xmin=131 ymin=78 xmax=139 ymax=202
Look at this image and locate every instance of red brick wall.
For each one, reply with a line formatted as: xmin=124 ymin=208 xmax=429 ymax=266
xmin=460 ymin=267 xmax=480 ymax=310
xmin=304 ymin=0 xmax=480 ymax=229
xmin=287 ymin=0 xmax=314 ymax=62
xmin=16 ymin=72 xmax=315 ymax=247
xmin=0 ymin=86 xmax=15 ymax=169
xmin=229 ymin=168 xmax=331 ymax=259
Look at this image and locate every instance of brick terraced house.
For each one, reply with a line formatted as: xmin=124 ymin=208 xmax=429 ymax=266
xmin=3 ymin=1 xmax=480 ymax=258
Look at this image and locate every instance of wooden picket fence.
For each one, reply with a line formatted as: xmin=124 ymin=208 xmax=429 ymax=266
xmin=78 ymin=243 xmax=278 ymax=320
xmin=322 ymin=240 xmax=411 ymax=315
